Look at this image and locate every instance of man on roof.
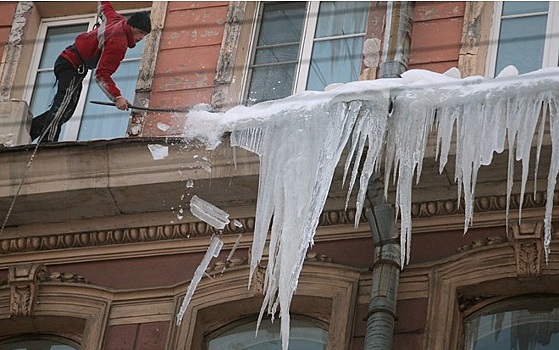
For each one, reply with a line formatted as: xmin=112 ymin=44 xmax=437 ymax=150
xmin=30 ymin=1 xmax=151 ymax=142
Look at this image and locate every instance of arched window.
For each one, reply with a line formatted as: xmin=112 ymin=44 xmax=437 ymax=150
xmin=207 ymin=317 xmax=328 ymax=350
xmin=0 ymin=335 xmax=79 ymax=350
xmin=464 ymin=295 xmax=559 ymax=350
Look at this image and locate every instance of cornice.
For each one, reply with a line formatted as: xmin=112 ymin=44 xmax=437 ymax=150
xmin=0 ymin=190 xmax=556 ymax=258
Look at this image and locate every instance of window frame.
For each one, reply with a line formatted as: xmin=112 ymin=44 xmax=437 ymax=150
xmin=0 ymin=334 xmax=80 ymax=350
xmin=242 ymin=1 xmax=368 ymax=105
xmin=463 ymin=294 xmax=559 ymax=349
xmin=168 ymin=263 xmax=360 ymax=350
xmin=206 ymin=314 xmax=329 ymax=349
xmin=486 ymin=1 xmax=559 ymax=77
xmin=22 ymin=8 xmax=149 ymax=142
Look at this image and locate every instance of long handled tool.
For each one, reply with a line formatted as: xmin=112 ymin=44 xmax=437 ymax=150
xmin=91 ymin=100 xmax=189 ymax=113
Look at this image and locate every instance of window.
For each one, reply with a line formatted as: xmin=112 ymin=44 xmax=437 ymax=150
xmin=207 ymin=318 xmax=327 ymax=350
xmin=487 ymin=1 xmax=559 ymax=76
xmin=245 ymin=1 xmax=369 ymax=105
xmin=0 ymin=336 xmax=79 ymax=350
xmin=464 ymin=295 xmax=559 ymax=350
xmin=24 ymin=11 xmax=146 ymax=141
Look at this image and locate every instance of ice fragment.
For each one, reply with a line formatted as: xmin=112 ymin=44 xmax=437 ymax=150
xmin=189 ymin=195 xmax=230 ymax=230
xmin=176 ymin=237 xmax=223 ymax=324
xmin=147 ymin=144 xmax=168 ymax=160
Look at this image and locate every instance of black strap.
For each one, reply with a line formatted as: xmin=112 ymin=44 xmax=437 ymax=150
xmin=68 ymin=44 xmax=100 ymax=70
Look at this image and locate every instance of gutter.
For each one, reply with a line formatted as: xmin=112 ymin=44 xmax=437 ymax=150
xmin=364 ymin=2 xmax=414 ymax=349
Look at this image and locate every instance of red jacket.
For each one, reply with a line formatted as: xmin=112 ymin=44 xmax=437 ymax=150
xmin=60 ymin=1 xmax=136 ymax=101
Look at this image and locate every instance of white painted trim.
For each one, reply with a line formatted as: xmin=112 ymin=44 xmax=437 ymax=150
xmin=294 ymin=1 xmax=318 ymax=93
xmin=485 ymin=1 xmax=502 ymax=77
xmin=241 ymin=2 xmax=264 ymax=103
xmin=544 ymin=2 xmax=559 ymax=68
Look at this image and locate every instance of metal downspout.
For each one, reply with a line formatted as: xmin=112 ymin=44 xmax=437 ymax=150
xmin=364 ymin=2 xmax=414 ymax=350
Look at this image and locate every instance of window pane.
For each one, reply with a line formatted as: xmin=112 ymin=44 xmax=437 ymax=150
xmin=39 ymin=24 xmax=88 ymax=69
xmin=0 ymin=339 xmax=77 ymax=350
xmin=246 ymin=2 xmax=305 ymax=104
xmin=465 ymin=297 xmax=559 ymax=350
xmin=30 ymin=25 xmax=84 ymax=127
xmin=495 ymin=15 xmax=547 ymax=74
xmin=502 ymin=1 xmax=548 ymax=16
xmin=307 ymin=36 xmax=364 ymax=91
xmin=78 ymin=61 xmax=138 ymax=140
xmin=257 ymin=2 xmax=306 ymax=46
xmin=78 ymin=33 xmax=145 ymax=140
xmin=29 ymin=71 xmax=57 ymax=117
xmin=307 ymin=1 xmax=368 ymax=91
xmin=314 ymin=1 xmax=369 ymax=38
xmin=247 ymin=63 xmax=296 ymax=104
xmin=254 ymin=45 xmax=299 ymax=65
xmin=208 ymin=318 xmax=327 ymax=350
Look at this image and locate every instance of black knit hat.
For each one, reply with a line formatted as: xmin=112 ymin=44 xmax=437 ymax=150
xmin=127 ymin=11 xmax=151 ymax=33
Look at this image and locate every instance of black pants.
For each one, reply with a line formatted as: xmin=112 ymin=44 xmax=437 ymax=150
xmin=30 ymin=56 xmax=87 ymax=142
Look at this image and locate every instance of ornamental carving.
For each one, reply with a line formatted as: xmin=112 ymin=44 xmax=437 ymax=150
xmin=510 ymin=221 xmax=544 ymax=278
xmin=6 ymin=264 xmax=89 ymax=318
xmin=0 ymin=191 xmax=555 ymax=255
xmin=456 ymin=236 xmax=508 ymax=252
xmin=516 ymin=243 xmax=540 ymax=277
xmin=457 ymin=293 xmax=495 ymax=312
xmin=8 ymin=264 xmax=48 ymax=317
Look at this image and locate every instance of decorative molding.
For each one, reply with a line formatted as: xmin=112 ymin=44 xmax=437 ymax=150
xmin=206 ymin=257 xmax=248 ymax=276
xmin=211 ymin=1 xmax=246 ymax=110
xmin=3 ymin=264 xmax=90 ymax=317
xmin=457 ymin=293 xmax=495 ymax=312
xmin=7 ymin=264 xmax=47 ymax=317
xmin=410 ymin=190 xmax=555 ymax=218
xmin=0 ymin=191 xmax=556 ymax=255
xmin=207 ymin=251 xmax=333 ymax=272
xmin=456 ymin=236 xmax=508 ymax=252
xmin=305 ymin=252 xmax=333 ymax=263
xmin=510 ymin=221 xmax=544 ymax=278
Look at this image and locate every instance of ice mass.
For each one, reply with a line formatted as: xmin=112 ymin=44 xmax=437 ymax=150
xmin=179 ymin=66 xmax=559 ymax=349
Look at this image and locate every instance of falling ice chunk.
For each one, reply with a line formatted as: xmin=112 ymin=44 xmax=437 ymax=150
xmin=176 ymin=237 xmax=223 ymax=325
xmin=186 ymin=179 xmax=194 ymax=188
xmin=147 ymin=144 xmax=168 ymax=160
xmin=201 ymin=165 xmax=212 ymax=173
xmin=190 ymin=195 xmax=230 ymax=229
xmin=233 ymin=219 xmax=243 ymax=228
xmin=226 ymin=234 xmax=243 ymax=262
xmin=177 ymin=207 xmax=184 ymax=220
xmin=157 ymin=122 xmax=170 ymax=131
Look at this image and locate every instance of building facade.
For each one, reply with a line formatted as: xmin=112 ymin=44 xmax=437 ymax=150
xmin=0 ymin=1 xmax=558 ymax=349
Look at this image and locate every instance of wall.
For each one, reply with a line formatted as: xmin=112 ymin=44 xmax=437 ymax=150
xmin=0 ymin=2 xmax=16 ymax=64
xmin=145 ymin=1 xmax=229 ymax=137
xmin=409 ymin=1 xmax=465 ymax=73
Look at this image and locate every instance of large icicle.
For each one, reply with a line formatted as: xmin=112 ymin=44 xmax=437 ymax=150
xmin=182 ymin=66 xmax=559 ymax=348
xmin=231 ymin=97 xmax=367 ymax=350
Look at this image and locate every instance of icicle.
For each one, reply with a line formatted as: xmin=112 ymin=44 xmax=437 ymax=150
xmin=231 ymin=127 xmax=265 ymax=155
xmin=544 ymin=96 xmax=559 ymax=261
xmin=382 ymin=79 xmax=441 ymax=264
xmin=346 ymin=98 xmax=390 ymax=225
xmin=180 ymin=66 xmax=559 ymax=347
xmin=176 ymin=236 xmax=223 ymax=325
xmin=226 ymin=234 xmax=242 ymax=262
xmin=189 ymin=195 xmax=230 ymax=230
xmin=147 ymin=144 xmax=169 ymax=160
